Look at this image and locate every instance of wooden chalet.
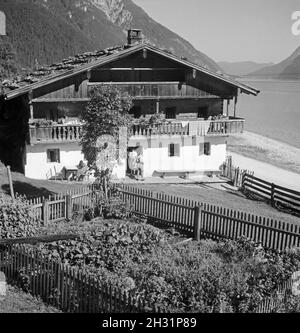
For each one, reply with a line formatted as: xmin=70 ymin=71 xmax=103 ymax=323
xmin=0 ymin=29 xmax=259 ymax=180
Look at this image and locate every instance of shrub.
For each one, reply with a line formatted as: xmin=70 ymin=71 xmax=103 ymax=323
xmin=0 ymin=194 xmax=40 ymax=238
xmin=100 ymin=196 xmax=133 ymax=219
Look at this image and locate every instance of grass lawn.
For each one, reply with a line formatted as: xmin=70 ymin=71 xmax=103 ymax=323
xmin=1 ymin=166 xmax=300 ymax=226
xmin=0 ymin=285 xmax=60 ymax=313
xmin=0 ymin=167 xmax=86 ymax=198
xmin=137 ymin=183 xmax=300 ymax=226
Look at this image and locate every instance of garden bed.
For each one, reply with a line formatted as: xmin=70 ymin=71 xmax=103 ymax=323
xmin=22 ymin=217 xmax=300 ymax=313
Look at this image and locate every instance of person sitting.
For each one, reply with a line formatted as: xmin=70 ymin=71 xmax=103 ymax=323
xmin=77 ymin=160 xmax=89 ymax=181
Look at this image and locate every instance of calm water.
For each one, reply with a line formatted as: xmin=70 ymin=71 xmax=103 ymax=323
xmin=238 ymin=80 xmax=300 ymax=149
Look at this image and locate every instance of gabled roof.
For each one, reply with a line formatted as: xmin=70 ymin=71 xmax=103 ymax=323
xmin=1 ymin=42 xmax=260 ymax=101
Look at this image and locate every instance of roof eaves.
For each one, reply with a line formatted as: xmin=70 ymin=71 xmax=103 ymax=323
xmin=4 ymin=43 xmax=146 ymax=100
xmin=143 ymin=44 xmax=260 ymax=96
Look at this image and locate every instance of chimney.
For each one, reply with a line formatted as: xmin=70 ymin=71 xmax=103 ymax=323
xmin=127 ymin=29 xmax=143 ymax=46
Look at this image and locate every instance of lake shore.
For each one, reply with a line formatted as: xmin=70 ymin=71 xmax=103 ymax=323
xmin=227 ymin=131 xmax=300 ymax=175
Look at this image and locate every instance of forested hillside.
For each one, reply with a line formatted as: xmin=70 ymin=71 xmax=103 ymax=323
xmin=0 ymin=36 xmax=18 ymax=80
xmin=0 ymin=0 xmax=221 ymax=72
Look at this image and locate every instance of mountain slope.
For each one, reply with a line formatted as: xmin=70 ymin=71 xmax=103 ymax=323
xmin=218 ymin=61 xmax=274 ymax=77
xmin=0 ymin=0 xmax=221 ymax=72
xmin=247 ymin=46 xmax=300 ymax=79
xmin=0 ymin=36 xmax=19 ymax=80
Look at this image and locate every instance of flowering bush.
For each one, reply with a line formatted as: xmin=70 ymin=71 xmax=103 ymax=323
xmin=0 ymin=194 xmax=40 ymax=239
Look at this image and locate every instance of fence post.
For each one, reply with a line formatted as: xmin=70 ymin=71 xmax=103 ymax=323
xmin=6 ymin=166 xmax=15 ymax=200
xmin=241 ymin=171 xmax=247 ymax=189
xmin=65 ymin=195 xmax=72 ymax=221
xmin=271 ymin=183 xmax=276 ymax=207
xmin=42 ymin=199 xmax=49 ymax=226
xmin=193 ymin=205 xmax=202 ymax=241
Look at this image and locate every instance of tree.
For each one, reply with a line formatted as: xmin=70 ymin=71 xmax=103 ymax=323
xmin=0 ymin=36 xmax=18 ymax=80
xmin=80 ymin=85 xmax=133 ymax=186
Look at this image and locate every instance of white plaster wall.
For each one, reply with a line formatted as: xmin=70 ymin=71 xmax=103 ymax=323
xmin=25 ymin=142 xmax=127 ymax=180
xmin=25 ymin=136 xmax=227 ymax=180
xmin=25 ymin=143 xmax=85 ymax=180
xmin=129 ymin=136 xmax=227 ymax=178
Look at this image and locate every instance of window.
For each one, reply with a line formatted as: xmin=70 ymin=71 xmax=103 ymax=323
xmin=130 ymin=106 xmax=142 ymax=119
xmin=200 ymin=142 xmax=211 ymax=156
xmin=198 ymin=106 xmax=209 ymax=119
xmin=169 ymin=143 xmax=180 ymax=157
xmin=47 ymin=149 xmax=60 ymax=163
xmin=204 ymin=143 xmax=211 ymax=156
xmin=165 ymin=107 xmax=177 ymax=119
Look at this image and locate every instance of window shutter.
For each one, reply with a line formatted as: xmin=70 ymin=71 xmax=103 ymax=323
xmin=175 ymin=144 xmax=180 ymax=157
xmin=204 ymin=143 xmax=211 ymax=156
xmin=199 ymin=143 xmax=204 ymax=155
xmin=168 ymin=144 xmax=171 ymax=157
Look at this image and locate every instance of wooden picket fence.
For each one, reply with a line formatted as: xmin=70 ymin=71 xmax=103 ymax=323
xmin=25 ymin=182 xmax=300 ymax=253
xmin=242 ymin=173 xmax=300 ymax=216
xmin=255 ymin=278 xmax=293 ymax=313
xmin=118 ymin=185 xmax=300 ymax=253
xmin=0 ymin=245 xmax=159 ymax=313
xmin=27 ymin=186 xmax=101 ymax=225
xmin=221 ymin=156 xmax=254 ymax=187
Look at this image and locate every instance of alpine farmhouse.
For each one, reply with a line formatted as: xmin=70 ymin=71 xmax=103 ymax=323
xmin=0 ymin=30 xmax=259 ymax=180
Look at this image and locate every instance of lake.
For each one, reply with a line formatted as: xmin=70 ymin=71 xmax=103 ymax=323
xmin=237 ymin=80 xmax=300 ymax=149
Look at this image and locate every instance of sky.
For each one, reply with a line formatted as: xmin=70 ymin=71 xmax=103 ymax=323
xmin=133 ymin=0 xmax=300 ymax=64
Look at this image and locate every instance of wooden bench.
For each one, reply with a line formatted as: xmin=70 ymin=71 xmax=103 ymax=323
xmin=155 ymin=170 xmax=197 ymax=179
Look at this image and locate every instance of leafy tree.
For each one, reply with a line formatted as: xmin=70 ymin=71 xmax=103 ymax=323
xmin=80 ymin=85 xmax=133 ymax=186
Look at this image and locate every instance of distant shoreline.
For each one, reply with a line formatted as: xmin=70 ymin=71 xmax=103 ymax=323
xmin=227 ymin=131 xmax=300 ymax=175
xmin=239 ymin=78 xmax=300 ymax=83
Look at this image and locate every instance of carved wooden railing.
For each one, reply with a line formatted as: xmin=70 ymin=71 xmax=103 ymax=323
xmin=129 ymin=123 xmax=189 ymax=137
xmin=28 ymin=118 xmax=244 ymax=144
xmin=198 ymin=117 xmax=245 ymax=136
xmin=29 ymin=125 xmax=83 ymax=144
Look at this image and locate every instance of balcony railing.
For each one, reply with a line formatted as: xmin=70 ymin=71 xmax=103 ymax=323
xmin=28 ymin=118 xmax=244 ymax=144
xmin=88 ymin=82 xmax=217 ymax=99
xmin=130 ymin=123 xmax=189 ymax=137
xmin=29 ymin=125 xmax=83 ymax=144
xmin=199 ymin=117 xmax=245 ymax=136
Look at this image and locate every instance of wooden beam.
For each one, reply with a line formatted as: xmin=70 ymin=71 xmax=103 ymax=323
xmin=32 ymin=98 xmax=89 ymax=103
xmin=28 ymin=90 xmax=34 ymax=119
xmin=143 ymin=48 xmax=148 ymax=59
xmin=87 ymin=81 xmax=181 ymax=85
xmin=192 ymin=69 xmax=197 ymax=79
xmin=0 ymin=234 xmax=79 ymax=246
xmin=156 ymin=100 xmax=160 ymax=114
xmin=87 ymin=69 xmax=92 ymax=81
xmin=234 ymin=95 xmax=238 ymax=118
xmin=94 ymin=68 xmax=180 ymax=71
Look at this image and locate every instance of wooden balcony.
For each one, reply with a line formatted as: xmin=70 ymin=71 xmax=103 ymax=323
xmin=130 ymin=117 xmax=245 ymax=137
xmin=130 ymin=123 xmax=189 ymax=137
xmin=28 ymin=118 xmax=244 ymax=144
xmin=88 ymin=82 xmax=218 ymax=99
xmin=29 ymin=125 xmax=83 ymax=144
xmin=201 ymin=117 xmax=245 ymax=136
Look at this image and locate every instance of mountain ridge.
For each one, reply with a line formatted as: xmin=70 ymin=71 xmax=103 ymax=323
xmin=0 ymin=0 xmax=221 ymax=77
xmin=218 ymin=61 xmax=274 ymax=77
xmin=246 ymin=46 xmax=300 ymax=79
